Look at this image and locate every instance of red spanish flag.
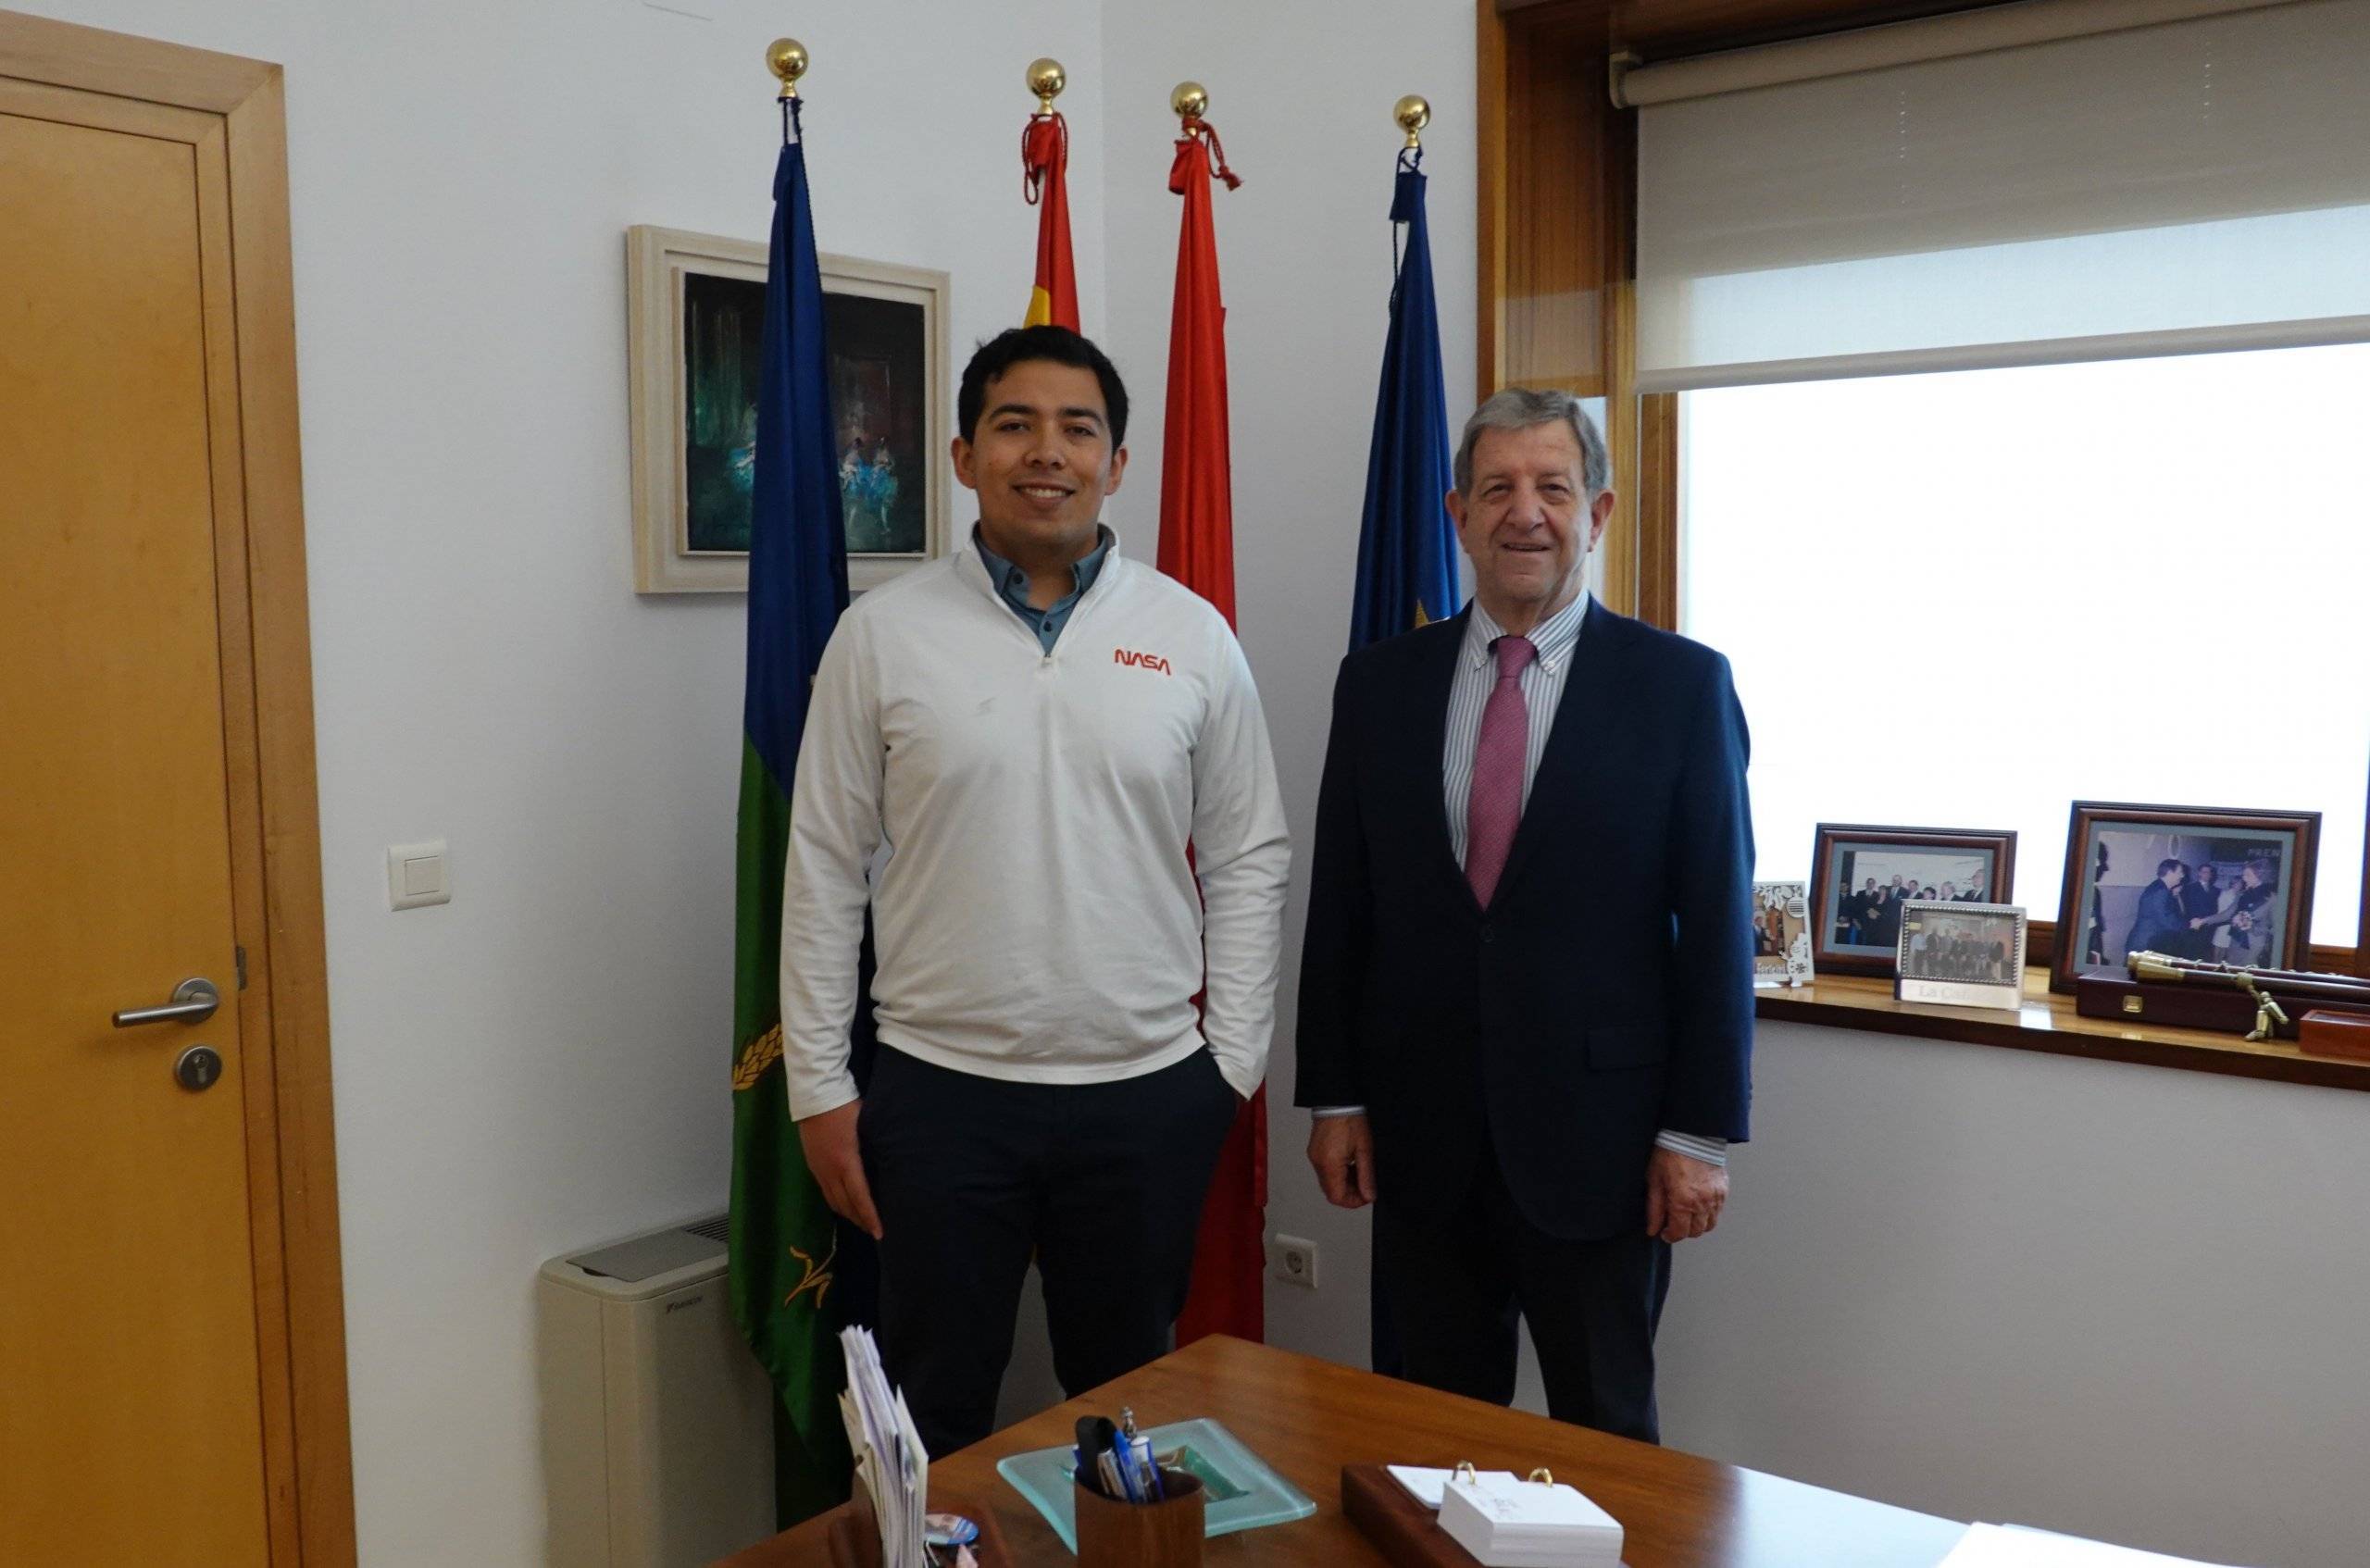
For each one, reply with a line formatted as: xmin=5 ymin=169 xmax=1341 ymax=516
xmin=1021 ymin=111 xmax=1079 ymax=330
xmin=1160 ymin=118 xmax=1260 ymax=1346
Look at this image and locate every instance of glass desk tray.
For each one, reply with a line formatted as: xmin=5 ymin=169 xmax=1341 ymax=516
xmin=994 ymin=1415 xmax=1317 ymax=1551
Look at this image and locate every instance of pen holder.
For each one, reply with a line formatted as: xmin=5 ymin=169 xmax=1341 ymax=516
xmin=1074 ymin=1467 xmax=1204 ymax=1567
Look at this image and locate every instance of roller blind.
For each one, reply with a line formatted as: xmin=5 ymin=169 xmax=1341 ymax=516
xmin=1635 ymin=0 xmax=2370 ymax=390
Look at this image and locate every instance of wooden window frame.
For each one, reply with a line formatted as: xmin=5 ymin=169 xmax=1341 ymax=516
xmin=2 ymin=14 xmax=356 ymax=1564
xmin=1479 ymin=0 xmax=2370 ymax=1081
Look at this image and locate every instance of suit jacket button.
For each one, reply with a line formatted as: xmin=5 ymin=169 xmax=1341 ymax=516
xmin=1480 ymin=926 xmax=1495 ymax=944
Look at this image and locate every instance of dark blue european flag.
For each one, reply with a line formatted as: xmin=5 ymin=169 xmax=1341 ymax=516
xmin=1348 ymin=148 xmax=1461 ymax=651
xmin=1353 ymin=147 xmax=1462 ymax=1383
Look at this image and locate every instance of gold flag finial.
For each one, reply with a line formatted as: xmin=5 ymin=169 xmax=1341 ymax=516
xmin=1394 ymin=93 xmax=1431 ymax=149
xmin=767 ymin=38 xmax=808 ymax=100
xmin=1172 ymin=81 xmax=1209 ymax=124
xmin=1028 ymin=56 xmax=1066 ymax=113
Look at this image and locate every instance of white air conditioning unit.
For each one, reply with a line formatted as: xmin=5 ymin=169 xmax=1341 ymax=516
xmin=539 ymin=1214 xmax=778 ymax=1567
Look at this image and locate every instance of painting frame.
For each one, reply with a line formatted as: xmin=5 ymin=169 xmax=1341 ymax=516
xmin=626 ymin=224 xmax=950 ymax=594
xmin=2051 ymin=801 xmax=2322 ymax=995
xmin=1808 ymin=823 xmax=2020 ymax=978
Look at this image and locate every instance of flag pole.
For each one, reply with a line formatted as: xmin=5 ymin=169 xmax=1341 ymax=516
xmin=1028 ymin=54 xmax=1066 ymax=113
xmin=733 ymin=33 xmax=872 ymax=1530
xmin=1160 ymin=72 xmax=1260 ymax=1348
xmin=1394 ymin=92 xmax=1430 ymax=150
xmin=1021 ymin=56 xmax=1081 ymax=329
xmin=1353 ymin=89 xmax=1458 ymax=1376
xmin=767 ymin=35 xmax=806 ymax=143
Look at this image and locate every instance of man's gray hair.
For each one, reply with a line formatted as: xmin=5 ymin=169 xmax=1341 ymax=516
xmin=1453 ymin=389 xmax=1611 ymax=500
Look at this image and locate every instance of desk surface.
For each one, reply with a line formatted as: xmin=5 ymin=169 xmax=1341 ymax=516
xmin=727 ymin=1336 xmax=1967 ymax=1567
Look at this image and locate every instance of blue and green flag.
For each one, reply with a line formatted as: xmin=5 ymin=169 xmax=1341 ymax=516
xmin=727 ymin=99 xmax=861 ymax=1528
xmin=1349 ymin=146 xmax=1460 ymax=648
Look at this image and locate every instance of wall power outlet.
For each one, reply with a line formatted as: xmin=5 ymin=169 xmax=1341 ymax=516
xmin=1272 ymin=1234 xmax=1319 ymax=1289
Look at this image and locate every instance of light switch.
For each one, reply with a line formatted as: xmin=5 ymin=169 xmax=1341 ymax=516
xmin=388 ymin=840 xmax=451 ymax=910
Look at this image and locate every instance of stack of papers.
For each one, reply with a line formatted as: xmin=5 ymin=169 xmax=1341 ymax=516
xmin=837 ymin=1326 xmax=929 ymax=1568
xmin=1434 ymin=1469 xmax=1624 ymax=1568
xmin=1938 ymin=1523 xmax=2252 ymax=1568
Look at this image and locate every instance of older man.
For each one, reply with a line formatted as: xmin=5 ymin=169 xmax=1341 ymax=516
xmin=1296 ymin=390 xmax=1753 ymax=1440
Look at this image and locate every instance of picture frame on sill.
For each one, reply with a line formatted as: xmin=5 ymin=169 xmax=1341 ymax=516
xmin=1896 ymin=901 xmax=2027 ymax=1014
xmin=2052 ymin=801 xmax=2321 ymax=994
xmin=1752 ymin=880 xmax=1813 ymax=989
xmin=626 ymin=225 xmax=950 ymax=594
xmin=1807 ymin=824 xmax=2018 ymax=978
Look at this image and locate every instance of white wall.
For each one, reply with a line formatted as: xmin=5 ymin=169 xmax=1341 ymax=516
xmin=1656 ymin=1024 xmax=2370 ymax=1568
xmin=22 ymin=1 xmax=1103 ymax=1562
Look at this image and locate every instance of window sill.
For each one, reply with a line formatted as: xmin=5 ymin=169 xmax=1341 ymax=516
xmin=1754 ymin=970 xmax=2370 ymax=1095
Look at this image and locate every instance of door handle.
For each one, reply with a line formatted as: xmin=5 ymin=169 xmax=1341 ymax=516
xmin=111 ymin=977 xmax=221 ymax=1028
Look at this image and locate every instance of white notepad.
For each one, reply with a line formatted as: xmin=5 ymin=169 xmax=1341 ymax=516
xmin=1437 ymin=1470 xmax=1624 ymax=1568
xmin=1385 ymin=1464 xmax=1464 ymax=1510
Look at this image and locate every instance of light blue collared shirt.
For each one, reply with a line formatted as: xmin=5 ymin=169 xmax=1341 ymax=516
xmin=973 ymin=524 xmax=1114 ymax=653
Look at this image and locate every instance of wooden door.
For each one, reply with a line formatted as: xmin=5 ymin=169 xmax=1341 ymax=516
xmin=0 ymin=81 xmax=277 ymax=1563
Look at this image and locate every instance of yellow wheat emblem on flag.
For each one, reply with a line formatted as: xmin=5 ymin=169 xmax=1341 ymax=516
xmin=731 ymin=1025 xmax=785 ymax=1090
xmin=785 ymin=1239 xmax=836 ymax=1311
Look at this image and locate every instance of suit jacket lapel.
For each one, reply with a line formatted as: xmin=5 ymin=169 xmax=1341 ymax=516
xmin=1491 ymin=602 xmax=1622 ymax=909
xmin=1418 ymin=609 xmax=1482 ymax=915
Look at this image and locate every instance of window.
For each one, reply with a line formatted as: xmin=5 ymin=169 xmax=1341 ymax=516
xmin=1680 ymin=342 xmax=2370 ymax=946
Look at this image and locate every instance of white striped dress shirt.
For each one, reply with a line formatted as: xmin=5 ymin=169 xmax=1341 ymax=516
xmin=1316 ymin=591 xmax=1729 ymax=1169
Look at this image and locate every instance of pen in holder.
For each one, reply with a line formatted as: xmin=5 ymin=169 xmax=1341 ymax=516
xmin=1073 ymin=1467 xmax=1204 ymax=1567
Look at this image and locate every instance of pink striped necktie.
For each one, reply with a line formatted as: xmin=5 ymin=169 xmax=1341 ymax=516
xmin=1466 ymin=633 xmax=1536 ymax=908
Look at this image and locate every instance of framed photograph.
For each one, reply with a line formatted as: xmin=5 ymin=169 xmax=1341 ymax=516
xmin=1808 ymin=824 xmax=2018 ymax=977
xmin=2052 ymin=802 xmax=2321 ymax=993
xmin=626 ymin=225 xmax=950 ymax=594
xmin=1752 ymin=880 xmax=1813 ymax=989
xmin=1896 ymin=902 xmax=2027 ymax=1012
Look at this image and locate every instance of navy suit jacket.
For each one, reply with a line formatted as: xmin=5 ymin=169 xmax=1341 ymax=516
xmin=2127 ymin=879 xmax=2187 ymax=956
xmin=1294 ymin=601 xmax=1755 ymax=1241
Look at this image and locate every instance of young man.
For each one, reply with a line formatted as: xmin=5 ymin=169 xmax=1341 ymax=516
xmin=777 ymin=326 xmax=1290 ymax=1458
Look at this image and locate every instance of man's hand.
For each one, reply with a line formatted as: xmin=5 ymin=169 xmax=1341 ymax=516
xmin=1307 ymin=1114 xmax=1377 ymax=1209
xmin=1644 ymin=1146 xmax=1727 ymax=1243
xmin=796 ymin=1100 xmax=884 ymax=1239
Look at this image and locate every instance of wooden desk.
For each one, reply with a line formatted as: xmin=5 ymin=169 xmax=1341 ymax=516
xmin=725 ymin=1336 xmax=1966 ymax=1567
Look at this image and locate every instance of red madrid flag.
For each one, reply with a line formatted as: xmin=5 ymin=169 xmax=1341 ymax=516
xmin=1021 ymin=110 xmax=1079 ymax=330
xmin=1160 ymin=118 xmax=1260 ymax=1345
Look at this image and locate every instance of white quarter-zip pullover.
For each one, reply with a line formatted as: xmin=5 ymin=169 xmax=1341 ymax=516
xmin=778 ymin=533 xmax=1291 ymax=1120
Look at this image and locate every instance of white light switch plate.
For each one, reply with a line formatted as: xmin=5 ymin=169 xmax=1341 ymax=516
xmin=388 ymin=840 xmax=451 ymax=909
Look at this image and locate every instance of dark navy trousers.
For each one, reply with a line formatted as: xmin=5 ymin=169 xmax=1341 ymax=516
xmin=857 ymin=1042 xmax=1240 ymax=1459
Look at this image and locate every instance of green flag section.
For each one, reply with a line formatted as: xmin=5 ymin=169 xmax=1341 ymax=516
xmin=727 ymin=98 xmax=860 ymax=1529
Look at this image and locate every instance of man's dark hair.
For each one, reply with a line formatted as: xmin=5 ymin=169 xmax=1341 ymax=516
xmin=2158 ymin=858 xmax=2185 ymax=877
xmin=957 ymin=325 xmax=1129 ymax=448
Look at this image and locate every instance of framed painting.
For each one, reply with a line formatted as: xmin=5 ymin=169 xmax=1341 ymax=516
xmin=627 ymin=225 xmax=949 ymax=593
